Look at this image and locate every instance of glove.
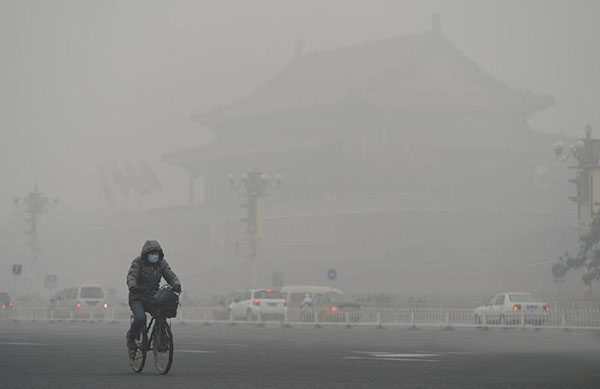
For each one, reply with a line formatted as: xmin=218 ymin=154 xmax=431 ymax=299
xmin=172 ymin=284 xmax=181 ymax=293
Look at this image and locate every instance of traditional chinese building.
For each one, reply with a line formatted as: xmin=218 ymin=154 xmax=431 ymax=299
xmin=157 ymin=16 xmax=573 ymax=297
xmin=166 ymin=15 xmax=553 ymax=205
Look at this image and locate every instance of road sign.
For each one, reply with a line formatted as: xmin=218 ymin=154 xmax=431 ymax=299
xmin=552 ymin=263 xmax=568 ymax=278
xmin=12 ymin=264 xmax=22 ymax=275
xmin=45 ymin=274 xmax=58 ymax=289
xmin=327 ymin=268 xmax=337 ymax=281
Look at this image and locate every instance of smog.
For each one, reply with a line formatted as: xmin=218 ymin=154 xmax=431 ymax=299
xmin=1 ymin=1 xmax=600 ymax=387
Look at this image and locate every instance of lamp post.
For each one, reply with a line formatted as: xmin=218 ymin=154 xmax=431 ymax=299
xmin=14 ymin=184 xmax=58 ymax=262
xmin=228 ymin=168 xmax=282 ymax=288
xmin=553 ymin=125 xmax=600 ymax=296
xmin=553 ymin=125 xmax=600 ymax=229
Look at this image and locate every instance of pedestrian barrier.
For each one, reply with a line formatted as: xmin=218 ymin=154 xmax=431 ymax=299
xmin=4 ymin=306 xmax=600 ymax=331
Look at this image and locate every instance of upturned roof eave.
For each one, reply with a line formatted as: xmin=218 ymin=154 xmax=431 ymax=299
xmin=192 ymin=27 xmax=554 ymax=130
xmin=195 ymin=91 xmax=555 ymax=130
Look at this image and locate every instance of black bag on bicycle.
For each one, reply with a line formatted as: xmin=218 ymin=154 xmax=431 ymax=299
xmin=154 ymin=286 xmax=179 ymax=318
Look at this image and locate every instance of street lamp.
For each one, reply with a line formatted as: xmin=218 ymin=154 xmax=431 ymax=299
xmin=553 ymin=125 xmax=600 ymax=294
xmin=553 ymin=125 xmax=600 ymax=226
xmin=14 ymin=184 xmax=58 ymax=262
xmin=553 ymin=125 xmax=600 ymax=166
xmin=228 ymin=167 xmax=283 ymax=288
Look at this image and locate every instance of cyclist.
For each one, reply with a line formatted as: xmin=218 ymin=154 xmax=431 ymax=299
xmin=126 ymin=240 xmax=181 ymax=349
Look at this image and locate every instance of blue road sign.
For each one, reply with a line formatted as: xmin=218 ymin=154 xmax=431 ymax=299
xmin=327 ymin=268 xmax=337 ymax=281
xmin=12 ymin=264 xmax=22 ymax=275
xmin=45 ymin=274 xmax=58 ymax=289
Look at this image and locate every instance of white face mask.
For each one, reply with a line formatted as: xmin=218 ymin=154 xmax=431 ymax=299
xmin=148 ymin=254 xmax=159 ymax=264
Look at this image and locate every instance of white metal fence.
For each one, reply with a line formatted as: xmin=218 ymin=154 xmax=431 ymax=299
xmin=4 ymin=306 xmax=600 ymax=330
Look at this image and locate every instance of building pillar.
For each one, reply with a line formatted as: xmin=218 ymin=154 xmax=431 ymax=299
xmin=188 ymin=173 xmax=195 ymax=206
xmin=381 ymin=126 xmax=388 ymax=164
xmin=361 ymin=131 xmax=367 ymax=161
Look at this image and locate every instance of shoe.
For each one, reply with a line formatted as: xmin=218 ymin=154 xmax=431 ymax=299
xmin=126 ymin=336 xmax=137 ymax=350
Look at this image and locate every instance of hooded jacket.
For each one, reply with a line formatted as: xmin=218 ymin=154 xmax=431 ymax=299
xmin=126 ymin=240 xmax=181 ymax=302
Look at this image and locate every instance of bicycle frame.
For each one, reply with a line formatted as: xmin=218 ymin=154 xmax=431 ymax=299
xmin=146 ymin=316 xmax=156 ymax=350
xmin=129 ymin=286 xmax=178 ymax=375
xmin=145 ymin=314 xmax=168 ymax=351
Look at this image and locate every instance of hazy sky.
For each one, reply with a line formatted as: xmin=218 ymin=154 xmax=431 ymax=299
xmin=1 ymin=0 xmax=599 ymax=213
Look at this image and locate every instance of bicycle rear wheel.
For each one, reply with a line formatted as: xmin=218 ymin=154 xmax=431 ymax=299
xmin=128 ymin=329 xmax=147 ymax=373
xmin=152 ymin=319 xmax=174 ymax=375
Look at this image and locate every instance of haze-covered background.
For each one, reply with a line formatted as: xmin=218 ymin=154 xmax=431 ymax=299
xmin=1 ymin=0 xmax=599 ymax=303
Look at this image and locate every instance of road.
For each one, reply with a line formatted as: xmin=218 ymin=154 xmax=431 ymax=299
xmin=1 ymin=320 xmax=600 ymax=388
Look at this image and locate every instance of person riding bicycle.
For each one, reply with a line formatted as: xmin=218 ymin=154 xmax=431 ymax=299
xmin=126 ymin=240 xmax=181 ymax=349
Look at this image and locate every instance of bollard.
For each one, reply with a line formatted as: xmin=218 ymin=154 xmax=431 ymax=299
xmin=442 ymin=311 xmax=454 ymax=330
xmin=256 ymin=310 xmax=265 ymax=327
xmin=376 ymin=312 xmax=385 ymax=329
xmin=521 ymin=311 xmax=526 ymax=330
xmin=481 ymin=312 xmax=489 ymax=330
xmin=229 ymin=309 xmax=237 ymax=327
xmin=344 ymin=311 xmax=352 ymax=329
xmin=202 ymin=308 xmax=212 ymax=327
xmin=282 ymin=307 xmax=291 ymax=328
xmin=408 ymin=311 xmax=418 ymax=330
xmin=561 ymin=312 xmax=570 ymax=332
xmin=314 ymin=310 xmax=321 ymax=328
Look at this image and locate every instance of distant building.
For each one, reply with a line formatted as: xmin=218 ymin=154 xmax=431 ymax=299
xmin=156 ymin=16 xmax=572 ymax=295
xmin=165 ymin=15 xmax=554 ymax=209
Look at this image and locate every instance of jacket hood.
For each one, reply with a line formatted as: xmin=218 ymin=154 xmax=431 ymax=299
xmin=140 ymin=240 xmax=164 ymax=262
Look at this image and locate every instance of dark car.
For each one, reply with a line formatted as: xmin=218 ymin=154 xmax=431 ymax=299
xmin=0 ymin=292 xmax=13 ymax=315
xmin=310 ymin=292 xmax=361 ymax=322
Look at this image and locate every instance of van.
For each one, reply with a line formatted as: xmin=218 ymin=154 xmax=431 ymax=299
xmin=281 ymin=285 xmax=344 ymax=309
xmin=50 ymin=285 xmax=108 ymax=319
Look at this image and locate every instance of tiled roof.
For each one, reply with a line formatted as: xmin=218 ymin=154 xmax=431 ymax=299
xmin=197 ymin=29 xmax=553 ymax=128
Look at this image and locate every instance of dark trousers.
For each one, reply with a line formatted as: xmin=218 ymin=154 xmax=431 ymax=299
xmin=127 ymin=299 xmax=147 ymax=340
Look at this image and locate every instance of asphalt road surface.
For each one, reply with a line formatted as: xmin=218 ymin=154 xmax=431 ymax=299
xmin=1 ymin=320 xmax=600 ymax=388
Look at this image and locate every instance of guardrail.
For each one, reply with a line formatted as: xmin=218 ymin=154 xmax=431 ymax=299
xmin=3 ymin=306 xmax=600 ymax=331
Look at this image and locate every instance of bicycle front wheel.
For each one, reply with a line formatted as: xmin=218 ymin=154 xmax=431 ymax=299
xmin=152 ymin=319 xmax=174 ymax=375
xmin=128 ymin=329 xmax=147 ymax=373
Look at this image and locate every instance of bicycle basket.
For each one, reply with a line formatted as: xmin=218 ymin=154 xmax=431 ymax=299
xmin=154 ymin=287 xmax=179 ymax=318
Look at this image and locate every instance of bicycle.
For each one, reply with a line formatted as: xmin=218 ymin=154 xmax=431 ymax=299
xmin=128 ymin=288 xmax=178 ymax=375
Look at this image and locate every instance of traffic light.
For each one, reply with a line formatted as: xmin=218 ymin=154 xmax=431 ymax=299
xmin=567 ymin=167 xmax=600 ymax=229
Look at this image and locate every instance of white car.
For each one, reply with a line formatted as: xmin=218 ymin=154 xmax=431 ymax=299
xmin=229 ymin=289 xmax=287 ymax=321
xmin=474 ymin=292 xmax=549 ymax=325
xmin=50 ymin=285 xmax=109 ymax=319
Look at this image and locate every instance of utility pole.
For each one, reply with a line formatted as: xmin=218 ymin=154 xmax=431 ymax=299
xmin=554 ymin=125 xmax=600 ymax=229
xmin=229 ymin=168 xmax=282 ymax=288
xmin=553 ymin=125 xmax=600 ymax=297
xmin=15 ymin=185 xmax=58 ymax=262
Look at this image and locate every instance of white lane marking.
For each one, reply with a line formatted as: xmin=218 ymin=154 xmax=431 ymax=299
xmin=226 ymin=343 xmax=249 ymax=347
xmin=371 ymin=353 xmax=440 ymax=358
xmin=0 ymin=342 xmax=45 ymax=346
xmin=347 ymin=351 xmax=443 ymax=362
xmin=344 ymin=357 xmax=439 ymax=362
xmin=176 ymin=349 xmax=215 ymax=354
xmin=352 ymin=351 xmax=441 ymax=358
xmin=415 ymin=350 xmax=475 ymax=355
